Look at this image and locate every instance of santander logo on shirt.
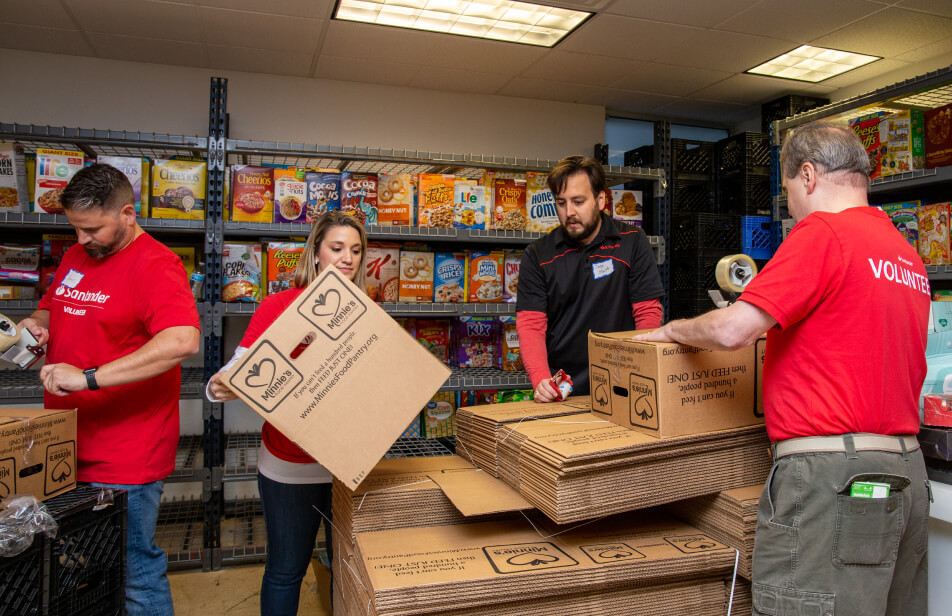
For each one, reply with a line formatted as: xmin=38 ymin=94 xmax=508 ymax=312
xmin=54 ymin=285 xmax=111 ymax=303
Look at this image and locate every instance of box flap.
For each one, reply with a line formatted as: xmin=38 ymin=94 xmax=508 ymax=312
xmin=427 ymin=469 xmax=533 ymax=516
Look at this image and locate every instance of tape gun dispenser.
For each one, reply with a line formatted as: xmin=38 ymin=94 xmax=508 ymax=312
xmin=0 ymin=313 xmax=45 ymax=369
xmin=708 ymin=254 xmax=758 ymax=308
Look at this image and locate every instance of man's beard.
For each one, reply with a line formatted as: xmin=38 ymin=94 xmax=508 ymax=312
xmin=563 ymin=214 xmax=600 ymax=241
xmin=84 ymin=225 xmax=128 ymax=258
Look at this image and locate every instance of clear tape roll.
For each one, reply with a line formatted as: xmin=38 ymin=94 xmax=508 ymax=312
xmin=715 ymin=254 xmax=758 ymax=294
xmin=0 ymin=314 xmax=20 ymax=353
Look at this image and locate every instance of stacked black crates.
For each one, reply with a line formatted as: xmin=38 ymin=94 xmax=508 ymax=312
xmin=716 ymin=132 xmax=771 ymax=217
xmin=0 ymin=486 xmax=126 ymax=616
xmin=669 ymin=213 xmax=740 ymax=320
xmin=761 ymin=94 xmax=830 ymax=133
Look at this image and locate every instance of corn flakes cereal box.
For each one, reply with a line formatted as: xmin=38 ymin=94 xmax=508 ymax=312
xmin=453 ymin=184 xmax=488 ymax=229
xmin=151 ymin=159 xmax=207 ymax=220
xmin=364 ymin=242 xmax=400 ymax=302
xmin=377 ymin=173 xmax=413 ymax=226
xmin=221 ymin=242 xmax=262 ymax=302
xmin=498 ymin=315 xmax=523 ymax=372
xmin=273 ymin=168 xmax=307 ymax=224
xmin=35 ymin=148 xmax=84 ymax=214
xmin=881 ymin=110 xmax=924 ymax=177
xmin=421 ymin=391 xmax=457 ymax=439
xmin=305 ymin=169 xmax=341 ymax=223
xmin=611 ymin=188 xmax=643 ymax=226
xmin=0 ymin=144 xmax=28 ymax=212
xmin=418 ymin=174 xmax=455 ymax=228
xmin=230 ymin=165 xmax=274 ymax=223
xmin=926 ymin=103 xmax=952 ymax=169
xmin=98 ymin=155 xmax=145 ymax=216
xmin=493 ymin=178 xmax=527 ymax=230
xmin=468 ymin=250 xmax=504 ymax=303
xmin=456 ymin=315 xmax=499 ymax=368
xmin=880 ymin=201 xmax=920 ymax=249
xmin=399 ymin=249 xmax=434 ymax=302
xmin=918 ymin=202 xmax=950 ymax=266
xmin=503 ymin=250 xmax=521 ymax=303
xmin=341 ymin=172 xmax=377 ymax=225
xmin=416 ymin=318 xmax=451 ymax=364
xmin=265 ymin=241 xmax=304 ymax=296
xmin=433 ymin=252 xmax=468 ymax=303
xmin=849 ymin=113 xmax=885 ymax=180
xmin=526 ymin=172 xmax=557 ymax=233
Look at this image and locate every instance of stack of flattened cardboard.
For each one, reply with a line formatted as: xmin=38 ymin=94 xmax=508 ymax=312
xmin=344 ymin=511 xmax=738 ymax=616
xmin=666 ymin=484 xmax=762 ymax=580
xmin=455 ymin=398 xmax=590 ymax=476
xmin=495 ymin=413 xmax=770 ymax=524
xmin=731 ymin=578 xmax=753 ymax=615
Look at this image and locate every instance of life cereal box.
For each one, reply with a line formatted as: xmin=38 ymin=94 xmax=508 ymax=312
xmin=98 ymin=155 xmax=145 ymax=216
xmin=849 ymin=113 xmax=885 ymax=180
xmin=468 ymin=250 xmax=504 ymax=303
xmin=453 ymin=184 xmax=488 ymax=229
xmin=418 ymin=174 xmax=455 ymax=228
xmin=273 ymin=168 xmax=307 ymax=224
xmin=364 ymin=242 xmax=400 ymax=303
xmin=305 ymin=169 xmax=341 ymax=223
xmin=926 ymin=103 xmax=952 ymax=169
xmin=35 ymin=148 xmax=84 ymax=214
xmin=526 ymin=172 xmax=557 ymax=233
xmin=151 ymin=159 xmax=207 ymax=220
xmin=881 ymin=110 xmax=924 ymax=177
xmin=456 ymin=315 xmax=499 ymax=368
xmin=230 ymin=165 xmax=274 ymax=223
xmin=880 ymin=201 xmax=920 ymax=249
xmin=492 ymin=178 xmax=527 ymax=231
xmin=503 ymin=250 xmax=521 ymax=303
xmin=265 ymin=241 xmax=304 ymax=297
xmin=433 ymin=252 xmax=468 ymax=303
xmin=0 ymin=144 xmax=28 ymax=212
xmin=918 ymin=202 xmax=951 ymax=266
xmin=377 ymin=173 xmax=413 ymax=226
xmin=399 ymin=249 xmax=434 ymax=302
xmin=221 ymin=242 xmax=262 ymax=302
xmin=341 ymin=172 xmax=377 ymax=225
xmin=611 ymin=189 xmax=643 ymax=226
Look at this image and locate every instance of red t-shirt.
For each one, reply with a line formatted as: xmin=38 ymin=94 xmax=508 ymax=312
xmin=239 ymin=287 xmax=314 ymax=464
xmin=38 ymin=233 xmax=201 ymax=483
xmin=740 ymin=207 xmax=929 ymax=442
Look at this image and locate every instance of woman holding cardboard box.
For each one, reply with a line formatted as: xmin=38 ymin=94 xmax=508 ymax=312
xmin=206 ymin=211 xmax=367 ymax=615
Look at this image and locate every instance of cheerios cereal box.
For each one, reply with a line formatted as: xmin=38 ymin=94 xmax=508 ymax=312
xmin=918 ymin=202 xmax=951 ymax=266
xmin=151 ymin=159 xmax=207 ymax=220
xmin=418 ymin=174 xmax=455 ymax=228
xmin=377 ymin=173 xmax=412 ymax=226
xmin=526 ymin=172 xmax=557 ymax=233
xmin=341 ymin=172 xmax=377 ymax=225
xmin=0 ymin=143 xmax=28 ymax=212
xmin=453 ymin=184 xmax=488 ymax=229
xmin=273 ymin=168 xmax=307 ymax=224
xmin=468 ymin=250 xmax=504 ymax=303
xmin=231 ymin=165 xmax=274 ymax=223
xmin=399 ymin=249 xmax=434 ymax=302
xmin=35 ymin=148 xmax=84 ymax=214
xmin=492 ymin=178 xmax=527 ymax=231
xmin=98 ymin=155 xmax=145 ymax=216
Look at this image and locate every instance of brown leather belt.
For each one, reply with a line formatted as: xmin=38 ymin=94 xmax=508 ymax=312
xmin=771 ymin=433 xmax=919 ymax=460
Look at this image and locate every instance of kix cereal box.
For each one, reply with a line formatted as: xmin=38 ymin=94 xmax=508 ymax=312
xmin=918 ymin=202 xmax=951 ymax=266
xmin=492 ymin=178 xmax=527 ymax=231
xmin=305 ymin=169 xmax=341 ymax=223
xmin=341 ymin=172 xmax=378 ymax=225
xmin=418 ymin=174 xmax=455 ymax=228
xmin=849 ymin=113 xmax=885 ymax=180
xmin=526 ymin=172 xmax=557 ymax=233
xmin=377 ymin=173 xmax=413 ymax=226
xmin=230 ymin=165 xmax=274 ymax=223
xmin=453 ymin=184 xmax=488 ymax=229
xmin=273 ymin=168 xmax=307 ymax=224
xmin=151 ymin=159 xmax=207 ymax=220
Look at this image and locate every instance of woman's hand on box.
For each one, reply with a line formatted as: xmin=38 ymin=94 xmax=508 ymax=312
xmin=208 ymin=371 xmax=239 ymax=402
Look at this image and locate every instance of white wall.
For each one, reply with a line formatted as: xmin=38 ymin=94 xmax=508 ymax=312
xmin=0 ymin=49 xmax=604 ymax=161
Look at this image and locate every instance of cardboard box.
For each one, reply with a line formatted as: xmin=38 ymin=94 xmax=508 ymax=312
xmin=880 ymin=110 xmax=924 ymax=176
xmin=918 ymin=202 xmax=951 ymax=266
xmin=222 ymin=265 xmax=451 ymax=487
xmin=923 ymin=394 xmax=952 ymax=428
xmin=0 ymin=408 xmax=77 ymax=501
xmin=588 ymin=331 xmax=764 ymax=438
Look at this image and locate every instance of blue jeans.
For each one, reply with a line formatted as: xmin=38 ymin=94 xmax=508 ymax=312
xmin=258 ymin=473 xmax=333 ymax=616
xmin=90 ymin=480 xmax=173 ymax=616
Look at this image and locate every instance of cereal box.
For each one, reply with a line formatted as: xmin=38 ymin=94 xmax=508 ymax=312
xmin=611 ymin=189 xmax=643 ymax=226
xmin=365 ymin=242 xmax=400 ymax=302
xmin=498 ymin=315 xmax=523 ymax=371
xmin=880 ymin=110 xmax=924 ymax=177
xmin=926 ymin=103 xmax=952 ymax=169
xmin=493 ymin=178 xmax=527 ymax=230
xmin=341 ymin=172 xmax=378 ymax=225
xmin=526 ymin=172 xmax=558 ymax=233
xmin=456 ymin=315 xmax=499 ymax=368
xmin=265 ymin=242 xmax=304 ymax=297
xmin=416 ymin=318 xmax=451 ymax=364
xmin=230 ymin=165 xmax=274 ymax=223
xmin=0 ymin=285 xmax=36 ymax=300
xmin=273 ymin=168 xmax=307 ymax=224
xmin=377 ymin=173 xmax=413 ymax=226
xmin=0 ymin=143 xmax=28 ymax=212
xmin=141 ymin=159 xmax=150 ymax=217
xmin=396 ymin=317 xmax=416 ymax=338
xmin=151 ymin=159 xmax=207 ymax=220
xmin=418 ymin=174 xmax=455 ymax=228
xmin=25 ymin=153 xmax=35 ymax=209
xmin=305 ymin=169 xmax=341 ymax=222
xmin=168 ymin=245 xmax=197 ymax=277
xmin=40 ymin=234 xmax=76 ymax=293
xmin=399 ymin=249 xmax=434 ymax=302
xmin=221 ymin=242 xmax=262 ymax=302
xmin=35 ymin=148 xmax=84 ymax=214
xmin=0 ymin=244 xmax=40 ymax=282
xmin=482 ymin=170 xmax=526 ymax=210
xmin=849 ymin=113 xmax=885 ymax=180
xmin=918 ymin=202 xmax=951 ymax=266
xmin=880 ymin=201 xmax=920 ymax=249
xmin=453 ymin=184 xmax=488 ymax=229
xmin=503 ymin=250 xmax=521 ymax=303
xmin=421 ymin=392 xmax=457 ymax=439
xmin=98 ymin=155 xmax=145 ymax=215
xmin=468 ymin=250 xmax=504 ymax=303
xmin=433 ymin=252 xmax=468 ymax=303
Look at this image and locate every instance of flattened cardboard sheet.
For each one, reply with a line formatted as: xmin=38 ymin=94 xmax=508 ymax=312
xmin=427 ymin=469 xmax=533 ymax=516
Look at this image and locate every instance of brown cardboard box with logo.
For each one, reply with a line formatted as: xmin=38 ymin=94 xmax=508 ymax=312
xmin=223 ymin=265 xmax=451 ymax=488
xmin=588 ymin=331 xmax=764 ymax=438
xmin=0 ymin=408 xmax=77 ymax=501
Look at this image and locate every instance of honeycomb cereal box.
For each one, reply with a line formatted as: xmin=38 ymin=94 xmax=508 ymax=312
xmin=526 ymin=172 xmax=557 ymax=233
xmin=341 ymin=172 xmax=378 ymax=225
xmin=304 ymin=169 xmax=341 ymax=223
xmin=230 ymin=165 xmax=274 ymax=223
xmin=265 ymin=241 xmax=305 ymax=296
xmin=881 ymin=110 xmax=924 ymax=177
xmin=880 ymin=201 xmax=920 ymax=249
xmin=418 ymin=174 xmax=455 ymax=228
xmin=453 ymin=184 xmax=488 ymax=229
xmin=926 ymin=103 xmax=952 ymax=169
xmin=377 ymin=173 xmax=413 ymax=226
xmin=151 ymin=159 xmax=207 ymax=220
xmin=98 ymin=155 xmax=144 ymax=215
xmin=492 ymin=178 xmax=527 ymax=231
xmin=0 ymin=143 xmax=28 ymax=212
xmin=35 ymin=148 xmax=84 ymax=214
xmin=364 ymin=242 xmax=400 ymax=303
xmin=849 ymin=113 xmax=885 ymax=180
xmin=421 ymin=392 xmax=457 ymax=439
xmin=468 ymin=250 xmax=504 ymax=303
xmin=918 ymin=202 xmax=951 ymax=266
xmin=273 ymin=168 xmax=307 ymax=224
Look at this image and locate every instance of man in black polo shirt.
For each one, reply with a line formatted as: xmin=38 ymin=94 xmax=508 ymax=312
xmin=517 ymin=155 xmax=664 ymax=402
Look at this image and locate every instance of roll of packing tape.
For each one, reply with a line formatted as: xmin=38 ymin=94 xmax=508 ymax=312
xmin=0 ymin=314 xmax=20 ymax=353
xmin=714 ymin=254 xmax=758 ymax=294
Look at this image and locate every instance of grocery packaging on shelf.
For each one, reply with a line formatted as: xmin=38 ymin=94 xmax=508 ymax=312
xmin=40 ymin=234 xmax=76 ymax=293
xmin=304 ymin=169 xmax=341 ymax=222
xmin=456 ymin=315 xmax=499 ymax=368
xmin=376 ymin=173 xmax=413 ymax=226
xmin=421 ymin=391 xmax=457 ymax=439
xmin=453 ymin=183 xmax=488 ymax=229
xmin=273 ymin=168 xmax=307 ymax=224
xmin=503 ymin=250 xmax=520 ymax=303
xmin=398 ymin=248 xmax=434 ymax=302
xmin=0 ymin=284 xmax=35 ymax=299
xmin=415 ymin=318 xmax=451 ymax=364
xmin=265 ymin=242 xmax=305 ymax=296
xmin=341 ymin=172 xmax=377 ymax=225
xmin=917 ymin=202 xmax=951 ymax=266
xmin=880 ymin=110 xmax=924 ymax=177
xmin=469 ymin=250 xmax=504 ymax=302
xmin=497 ymin=389 xmax=532 ymax=402
xmin=849 ymin=112 xmax=886 ymax=180
xmin=526 ymin=171 xmax=558 ymax=233
xmin=97 ymin=155 xmax=146 ymax=216
xmin=230 ymin=165 xmax=274 ymax=223
xmin=0 ymin=244 xmax=40 ymax=283
xmin=433 ymin=251 xmax=468 ymax=303
xmin=418 ymin=174 xmax=455 ymax=228
xmin=0 ymin=143 xmax=28 ymax=212
xmin=611 ymin=188 xmax=643 ymax=226
xmin=168 ymin=245 xmax=197 ymax=277
xmin=879 ymin=201 xmax=919 ymax=249
xmin=925 ymin=102 xmax=952 ymax=169
xmin=35 ymin=148 xmax=84 ymax=213
xmin=492 ymin=177 xmax=527 ymax=230
xmin=221 ymin=242 xmax=262 ymax=302
xmin=498 ymin=315 xmax=523 ymax=371
xmin=923 ymin=394 xmax=952 ymax=427
xmin=150 ymin=159 xmax=207 ymax=220
xmin=0 ymin=408 xmax=77 ymax=501
xmin=364 ymin=242 xmax=399 ymax=302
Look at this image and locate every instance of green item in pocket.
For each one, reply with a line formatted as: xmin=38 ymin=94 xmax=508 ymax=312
xmin=850 ymin=481 xmax=890 ymax=499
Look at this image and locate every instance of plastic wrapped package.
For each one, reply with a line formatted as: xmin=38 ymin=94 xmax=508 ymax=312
xmin=0 ymin=495 xmax=58 ymax=557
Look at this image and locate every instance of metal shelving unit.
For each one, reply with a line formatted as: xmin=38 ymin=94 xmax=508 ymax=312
xmin=223 ymin=432 xmax=261 ymax=480
xmin=223 ymin=301 xmax=516 ymax=317
xmin=168 ymin=434 xmax=203 ymax=483
xmin=443 ymin=366 xmax=530 ymax=391
xmin=156 ymin=498 xmax=205 ymax=570
xmin=0 ymin=367 xmax=205 ymax=403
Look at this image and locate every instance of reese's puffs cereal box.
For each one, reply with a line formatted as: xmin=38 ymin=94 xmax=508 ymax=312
xmin=418 ymin=174 xmax=455 ymax=228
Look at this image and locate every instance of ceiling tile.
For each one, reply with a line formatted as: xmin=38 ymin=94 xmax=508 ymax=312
xmin=604 ymin=0 xmax=762 ymax=28
xmin=196 ymin=0 xmax=334 ymax=19
xmin=895 ymin=36 xmax=952 ymax=62
xmin=666 ymin=30 xmax=795 ymax=72
xmin=716 ymin=0 xmax=885 ymax=43
xmin=407 ymin=68 xmax=512 ymax=95
xmin=896 ymin=0 xmax=952 ymax=18
xmin=87 ymin=33 xmax=209 ymax=68
xmin=321 ymin=20 xmax=443 ymax=65
xmin=199 ymin=7 xmax=324 ymax=54
xmin=207 ymin=44 xmax=313 ymax=77
xmin=64 ymin=0 xmax=203 ymax=42
xmin=611 ymin=62 xmax=732 ymax=97
xmin=655 ymin=98 xmax=755 ymax=125
xmin=811 ymin=58 xmax=910 ymax=88
xmin=811 ymin=7 xmax=952 ymax=56
xmin=557 ymin=14 xmax=699 ymax=63
xmin=0 ymin=0 xmax=76 ymax=29
xmin=497 ymin=77 xmax=605 ymax=106
xmin=420 ymin=37 xmax=547 ymax=75
xmin=314 ymin=55 xmax=421 ymax=88
xmin=692 ymin=74 xmax=810 ymax=104
xmin=0 ymin=23 xmax=93 ymax=56
xmin=524 ymin=51 xmax=636 ymax=87
xmin=599 ymin=90 xmax=680 ymax=115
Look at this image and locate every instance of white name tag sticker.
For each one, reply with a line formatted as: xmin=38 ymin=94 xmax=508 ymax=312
xmin=592 ymin=259 xmax=614 ymax=279
xmin=62 ymin=269 xmax=84 ymax=289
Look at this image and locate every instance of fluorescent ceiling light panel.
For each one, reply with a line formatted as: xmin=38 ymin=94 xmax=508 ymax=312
xmin=334 ymin=0 xmax=590 ymax=47
xmin=746 ymin=45 xmax=880 ymax=83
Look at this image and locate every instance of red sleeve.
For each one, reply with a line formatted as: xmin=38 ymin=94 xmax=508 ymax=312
xmin=632 ymin=298 xmax=663 ymax=329
xmin=138 ymin=245 xmax=200 ymax=335
xmin=516 ymin=310 xmax=551 ymax=388
xmin=240 ymin=293 xmax=295 ymax=347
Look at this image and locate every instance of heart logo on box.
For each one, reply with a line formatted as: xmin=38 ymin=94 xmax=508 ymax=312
xmin=312 ymin=289 xmax=341 ymax=317
xmin=51 ymin=459 xmax=72 ymax=483
xmin=245 ymin=359 xmax=276 ymax=388
xmin=506 ymin=553 xmax=560 ymax=567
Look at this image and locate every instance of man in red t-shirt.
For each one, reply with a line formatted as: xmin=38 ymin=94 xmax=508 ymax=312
xmin=18 ymin=164 xmax=200 ymax=616
xmin=637 ymin=123 xmax=930 ymax=616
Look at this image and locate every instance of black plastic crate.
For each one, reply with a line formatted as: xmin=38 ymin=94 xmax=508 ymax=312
xmin=716 ymin=173 xmax=771 ymax=217
xmin=672 ymin=139 xmax=715 ymax=178
xmin=670 ymin=252 xmax=734 ymax=294
xmin=672 ymin=214 xmax=740 ymax=254
xmin=669 ymin=294 xmax=716 ymax=320
xmin=0 ymin=537 xmax=44 ymax=616
xmin=762 ymin=95 xmax=830 ymax=132
xmin=716 ymin=132 xmax=770 ymax=177
xmin=624 ymin=145 xmax=654 ymax=168
xmin=672 ymin=179 xmax=715 ymax=213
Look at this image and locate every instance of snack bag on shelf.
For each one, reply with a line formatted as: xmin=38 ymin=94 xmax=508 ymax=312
xmin=265 ymin=241 xmax=305 ymax=297
xmin=925 ymin=102 xmax=952 ymax=169
xmin=341 ymin=172 xmax=378 ymax=225
xmin=498 ymin=389 xmax=533 ymax=403
xmin=879 ymin=201 xmax=920 ymax=249
xmin=433 ymin=252 xmax=468 ymax=303
xmin=40 ymin=234 xmax=76 ymax=293
xmin=611 ymin=188 xmax=643 ymax=226
xmin=365 ymin=242 xmax=400 ymax=302
xmin=503 ymin=250 xmax=521 ymax=303
xmin=221 ymin=242 xmax=262 ymax=302
xmin=848 ymin=113 xmax=886 ymax=180
xmin=418 ymin=174 xmax=455 ymax=228
xmin=0 ymin=244 xmax=40 ymax=283
xmin=273 ymin=168 xmax=307 ymax=224
xmin=377 ymin=173 xmax=413 ymax=226
xmin=398 ymin=249 xmax=434 ymax=302
xmin=35 ymin=148 xmax=84 ymax=214
xmin=230 ymin=165 xmax=274 ymax=223
xmin=453 ymin=184 xmax=488 ymax=229
xmin=917 ymin=202 xmax=951 ymax=266
xmin=304 ymin=169 xmax=341 ymax=222
xmin=98 ymin=155 xmax=145 ymax=216
xmin=416 ymin=318 xmax=451 ymax=364
xmin=456 ymin=315 xmax=499 ymax=368
xmin=526 ymin=172 xmax=558 ymax=233
xmin=881 ymin=110 xmax=925 ymax=177
xmin=0 ymin=144 xmax=29 ymax=212
xmin=421 ymin=392 xmax=457 ymax=439
xmin=498 ymin=315 xmax=523 ymax=371
xmin=468 ymin=250 xmax=504 ymax=303
xmin=492 ymin=178 xmax=527 ymax=230
xmin=151 ymin=159 xmax=207 ymax=220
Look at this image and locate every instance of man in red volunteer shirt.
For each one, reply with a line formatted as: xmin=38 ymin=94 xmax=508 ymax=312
xmin=18 ymin=164 xmax=200 ymax=616
xmin=637 ymin=123 xmax=930 ymax=616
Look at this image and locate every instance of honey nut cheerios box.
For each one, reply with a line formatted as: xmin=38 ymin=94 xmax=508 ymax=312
xmin=151 ymin=159 xmax=207 ymax=220
xmin=231 ymin=166 xmax=274 ymax=223
xmin=377 ymin=173 xmax=413 ymax=226
xmin=418 ymin=174 xmax=455 ymax=228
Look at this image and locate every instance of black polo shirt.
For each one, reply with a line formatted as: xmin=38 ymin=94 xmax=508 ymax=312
xmin=516 ymin=212 xmax=664 ymax=394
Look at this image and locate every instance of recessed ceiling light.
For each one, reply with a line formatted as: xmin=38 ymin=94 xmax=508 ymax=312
xmin=334 ymin=0 xmax=591 ymax=47
xmin=746 ymin=45 xmax=880 ymax=83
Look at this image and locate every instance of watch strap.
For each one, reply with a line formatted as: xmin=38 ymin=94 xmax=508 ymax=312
xmin=84 ymin=367 xmax=100 ymax=391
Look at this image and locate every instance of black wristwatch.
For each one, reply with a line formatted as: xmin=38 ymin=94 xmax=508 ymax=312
xmin=83 ymin=367 xmax=100 ymax=391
